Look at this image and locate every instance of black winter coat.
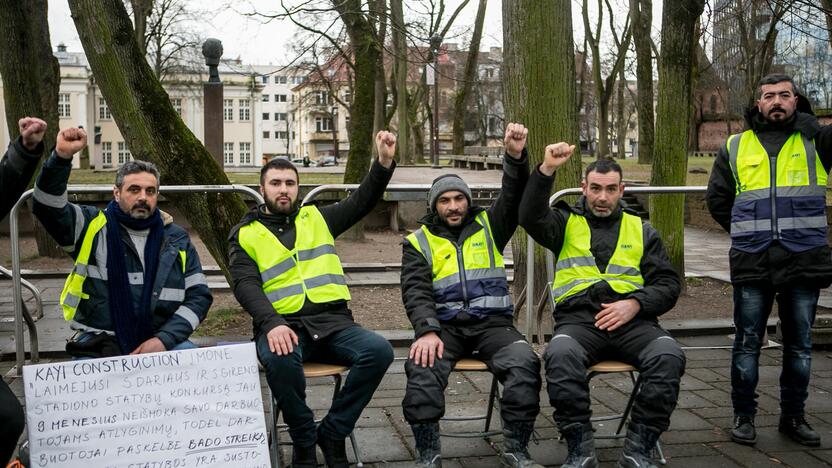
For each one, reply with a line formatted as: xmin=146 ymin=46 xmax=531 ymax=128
xmin=707 ymin=108 xmax=832 ymax=287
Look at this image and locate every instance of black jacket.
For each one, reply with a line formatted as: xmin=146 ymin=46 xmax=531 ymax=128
xmin=228 ymin=159 xmax=395 ymax=340
xmin=519 ymin=167 xmax=681 ymax=326
xmin=0 ymin=137 xmax=43 ymax=219
xmin=401 ymin=150 xmax=529 ymax=338
xmin=707 ymin=108 xmax=832 ymax=287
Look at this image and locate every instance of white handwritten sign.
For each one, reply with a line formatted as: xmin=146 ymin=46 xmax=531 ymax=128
xmin=23 ymin=343 xmax=269 ymax=468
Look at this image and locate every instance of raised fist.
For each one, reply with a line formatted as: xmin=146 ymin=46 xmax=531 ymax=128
xmin=56 ymin=127 xmax=88 ymax=160
xmin=19 ymin=117 xmax=47 ymax=151
xmin=540 ymin=142 xmax=576 ymax=176
xmin=375 ymin=130 xmax=397 ymax=168
xmin=504 ymin=122 xmax=527 ymax=159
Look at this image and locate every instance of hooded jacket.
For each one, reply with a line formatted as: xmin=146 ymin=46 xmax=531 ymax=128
xmin=519 ymin=167 xmax=681 ymax=326
xmin=707 ymin=106 xmax=832 ymax=287
xmin=401 ymin=151 xmax=528 ymax=338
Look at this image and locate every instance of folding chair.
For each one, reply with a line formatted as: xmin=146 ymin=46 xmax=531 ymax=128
xmin=268 ymin=362 xmax=364 ymax=468
xmin=439 ymin=358 xmax=502 ymax=438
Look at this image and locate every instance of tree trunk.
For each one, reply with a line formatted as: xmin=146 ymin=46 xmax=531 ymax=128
xmin=451 ymin=0 xmax=487 ymax=155
xmin=823 ymin=0 xmax=832 ymax=49
xmin=371 ymin=0 xmax=387 ymax=159
xmin=616 ymin=67 xmax=627 ymax=159
xmin=68 ymin=0 xmax=248 ymax=277
xmin=631 ymin=0 xmax=654 ymax=164
xmin=0 ymin=0 xmax=64 ymax=258
xmin=130 ymin=0 xmax=153 ymax=56
xmin=649 ymin=0 xmax=706 ymax=279
xmin=503 ymin=0 xmax=581 ymax=334
xmin=391 ymin=0 xmax=410 ymax=164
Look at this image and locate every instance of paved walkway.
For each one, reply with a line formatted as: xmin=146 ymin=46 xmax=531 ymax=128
xmin=3 ymin=336 xmax=832 ymax=467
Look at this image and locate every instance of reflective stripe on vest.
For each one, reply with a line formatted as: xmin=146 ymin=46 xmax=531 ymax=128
xmin=551 ymin=212 xmax=644 ymax=303
xmin=406 ymin=212 xmax=512 ymax=320
xmin=60 ymin=212 xmax=108 ymax=320
xmin=238 ymin=205 xmax=350 ymax=315
xmin=727 ymin=130 xmax=828 ymax=253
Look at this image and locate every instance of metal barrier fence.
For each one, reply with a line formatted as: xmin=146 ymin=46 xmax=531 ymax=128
xmin=524 ymin=186 xmax=708 ymax=343
xmin=9 ymin=184 xmax=264 ymax=374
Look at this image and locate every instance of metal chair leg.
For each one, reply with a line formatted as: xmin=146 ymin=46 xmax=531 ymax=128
xmin=269 ymin=394 xmax=281 ymax=468
xmin=483 ymin=376 xmax=500 ymax=433
xmin=328 ymin=374 xmax=363 ymax=467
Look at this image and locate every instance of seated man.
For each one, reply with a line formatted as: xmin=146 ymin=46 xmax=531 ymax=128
xmin=32 ymin=127 xmax=212 ymax=357
xmin=401 ymin=123 xmax=542 ymax=468
xmin=228 ymin=132 xmax=397 ymax=468
xmin=519 ymin=146 xmax=686 ymax=468
xmin=1 ymin=117 xmax=50 ymax=465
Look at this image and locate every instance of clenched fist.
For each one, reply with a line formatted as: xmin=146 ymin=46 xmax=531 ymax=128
xmin=56 ymin=127 xmax=88 ymax=160
xmin=19 ymin=117 xmax=47 ymax=151
xmin=375 ymin=130 xmax=396 ymax=168
xmin=504 ymin=122 xmax=528 ymax=159
xmin=540 ymin=142 xmax=575 ymax=176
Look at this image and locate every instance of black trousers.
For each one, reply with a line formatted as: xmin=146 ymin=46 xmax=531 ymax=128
xmin=544 ymin=321 xmax=686 ymax=433
xmin=402 ymin=322 xmax=541 ymax=425
xmin=0 ymin=379 xmax=24 ymax=464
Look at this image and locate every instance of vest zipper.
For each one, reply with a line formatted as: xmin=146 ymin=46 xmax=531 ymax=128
xmin=769 ymin=155 xmax=779 ymax=240
xmin=454 ymin=242 xmax=469 ymax=309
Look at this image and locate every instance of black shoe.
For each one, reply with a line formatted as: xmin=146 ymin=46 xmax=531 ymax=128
xmin=317 ymin=433 xmax=350 ymax=468
xmin=779 ymin=415 xmax=821 ymax=447
xmin=291 ymin=442 xmax=318 ymax=468
xmin=560 ymin=422 xmax=599 ymax=468
xmin=616 ymin=424 xmax=660 ymax=468
xmin=412 ymin=422 xmax=442 ymax=468
xmin=731 ymin=415 xmax=757 ymax=445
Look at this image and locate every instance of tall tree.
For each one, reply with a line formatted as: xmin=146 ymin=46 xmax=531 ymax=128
xmin=582 ymin=0 xmax=632 ymax=158
xmin=0 ymin=0 xmax=64 ymax=258
xmin=630 ymin=0 xmax=654 ymax=163
xmin=370 ymin=0 xmax=387 ymax=158
xmin=823 ymin=0 xmax=832 ymax=41
xmin=68 ymin=0 xmax=248 ymax=276
xmin=503 ymin=0 xmax=582 ymax=315
xmin=451 ymin=0 xmax=487 ymax=155
xmin=649 ymin=0 xmax=706 ymax=277
xmin=391 ymin=0 xmax=409 ymax=163
xmin=128 ymin=0 xmax=153 ymax=55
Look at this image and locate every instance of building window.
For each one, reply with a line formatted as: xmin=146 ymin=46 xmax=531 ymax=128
xmin=275 ymin=112 xmax=287 ymax=121
xmin=314 ymin=91 xmax=329 ymax=105
xmin=315 ymin=117 xmax=333 ymax=132
xmin=275 ymin=94 xmax=288 ymax=103
xmin=223 ymin=142 xmax=234 ymax=165
xmin=239 ymin=99 xmax=250 ymax=121
xmin=263 ymin=131 xmax=270 ymax=139
xmin=261 ymin=75 xmax=269 ymax=84
xmin=101 ymin=142 xmax=112 ymax=166
xmin=239 ymin=142 xmax=252 ymax=165
xmin=262 ymin=94 xmax=270 ymax=102
xmin=277 ymin=131 xmax=288 ymax=140
xmin=58 ymin=93 xmax=71 ymax=118
xmin=262 ymin=112 xmax=270 ymax=120
xmin=117 ymin=142 xmax=132 ymax=165
xmin=98 ymin=98 xmax=111 ymax=120
xmin=223 ymin=99 xmax=234 ymax=121
xmin=275 ymin=75 xmax=287 ymax=84
xmin=170 ymin=98 xmax=182 ymax=116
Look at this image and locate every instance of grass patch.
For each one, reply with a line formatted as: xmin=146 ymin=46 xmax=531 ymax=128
xmin=194 ymin=307 xmax=249 ymax=337
xmin=686 ymin=276 xmax=705 ymax=287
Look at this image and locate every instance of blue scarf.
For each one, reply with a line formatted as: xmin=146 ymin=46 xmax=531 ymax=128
xmin=104 ymin=200 xmax=164 ymax=354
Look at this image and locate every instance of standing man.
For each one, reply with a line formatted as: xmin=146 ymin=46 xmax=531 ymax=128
xmin=401 ymin=123 xmax=542 ymax=468
xmin=0 ymin=117 xmax=50 ymax=466
xmin=708 ymin=74 xmax=832 ymax=447
xmin=32 ymin=128 xmax=212 ymax=357
xmin=520 ymin=148 xmax=685 ymax=468
xmin=229 ymin=132 xmax=397 ymax=468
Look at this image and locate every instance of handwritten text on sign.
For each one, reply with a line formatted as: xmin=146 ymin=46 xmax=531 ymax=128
xmin=23 ymin=343 xmax=269 ymax=468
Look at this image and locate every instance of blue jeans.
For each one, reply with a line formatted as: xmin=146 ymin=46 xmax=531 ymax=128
xmin=731 ymin=284 xmax=817 ymax=417
xmin=256 ymin=325 xmax=393 ymax=446
xmin=71 ymin=332 xmax=197 ymax=360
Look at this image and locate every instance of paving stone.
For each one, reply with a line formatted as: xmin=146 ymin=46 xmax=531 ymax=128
xmin=352 ymin=426 xmax=411 ymax=463
xmin=710 ymin=439 xmax=796 ymax=467
xmin=669 ymin=409 xmax=718 ymax=431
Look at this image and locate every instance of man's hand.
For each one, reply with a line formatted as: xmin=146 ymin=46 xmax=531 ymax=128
xmin=504 ymin=122 xmax=528 ymax=159
xmin=130 ymin=337 xmax=166 ymax=354
xmin=594 ymin=299 xmax=641 ymax=331
xmin=540 ymin=142 xmax=576 ymax=176
xmin=19 ymin=117 xmax=47 ymax=151
xmin=56 ymin=127 xmax=88 ymax=160
xmin=267 ymin=325 xmax=299 ymax=356
xmin=375 ymin=130 xmax=396 ymax=168
xmin=409 ymin=331 xmax=444 ymax=368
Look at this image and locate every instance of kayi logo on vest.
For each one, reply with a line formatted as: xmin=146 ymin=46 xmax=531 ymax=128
xmin=791 ymin=153 xmax=801 ymax=158
xmin=620 ymin=244 xmax=633 ymax=249
xmin=471 ymin=241 xmax=484 ymax=248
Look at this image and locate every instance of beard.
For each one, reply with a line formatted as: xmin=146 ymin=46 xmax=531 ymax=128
xmin=129 ymin=201 xmax=153 ymax=219
xmin=440 ymin=209 xmax=465 ymax=227
xmin=265 ymin=196 xmax=296 ymax=215
xmin=588 ymin=201 xmax=616 ymax=218
xmin=764 ymin=106 xmax=790 ymax=122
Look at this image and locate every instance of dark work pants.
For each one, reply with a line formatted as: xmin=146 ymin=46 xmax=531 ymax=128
xmin=402 ymin=323 xmax=542 ymax=426
xmin=544 ymin=321 xmax=686 ymax=433
xmin=257 ymin=325 xmax=394 ymax=446
xmin=0 ymin=379 xmax=24 ymax=464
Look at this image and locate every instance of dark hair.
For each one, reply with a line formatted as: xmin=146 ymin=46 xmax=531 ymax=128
xmin=260 ymin=157 xmax=299 ymax=185
xmin=758 ymin=74 xmax=796 ymax=96
xmin=584 ymin=158 xmax=623 ymax=181
xmin=115 ymin=160 xmax=160 ymax=187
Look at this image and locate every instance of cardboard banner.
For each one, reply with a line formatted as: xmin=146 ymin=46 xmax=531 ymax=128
xmin=23 ymin=343 xmax=269 ymax=468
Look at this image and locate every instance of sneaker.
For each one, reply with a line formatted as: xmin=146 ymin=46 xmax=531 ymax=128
xmin=779 ymin=415 xmax=820 ymax=447
xmin=731 ymin=415 xmax=757 ymax=445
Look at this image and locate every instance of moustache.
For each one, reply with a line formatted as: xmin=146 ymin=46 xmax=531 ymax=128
xmin=132 ymin=202 xmax=151 ymax=211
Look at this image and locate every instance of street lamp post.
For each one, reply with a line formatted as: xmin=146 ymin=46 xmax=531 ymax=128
xmin=202 ymin=38 xmax=224 ymax=168
xmin=331 ymin=105 xmax=339 ymax=165
xmin=429 ymin=34 xmax=442 ymax=169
